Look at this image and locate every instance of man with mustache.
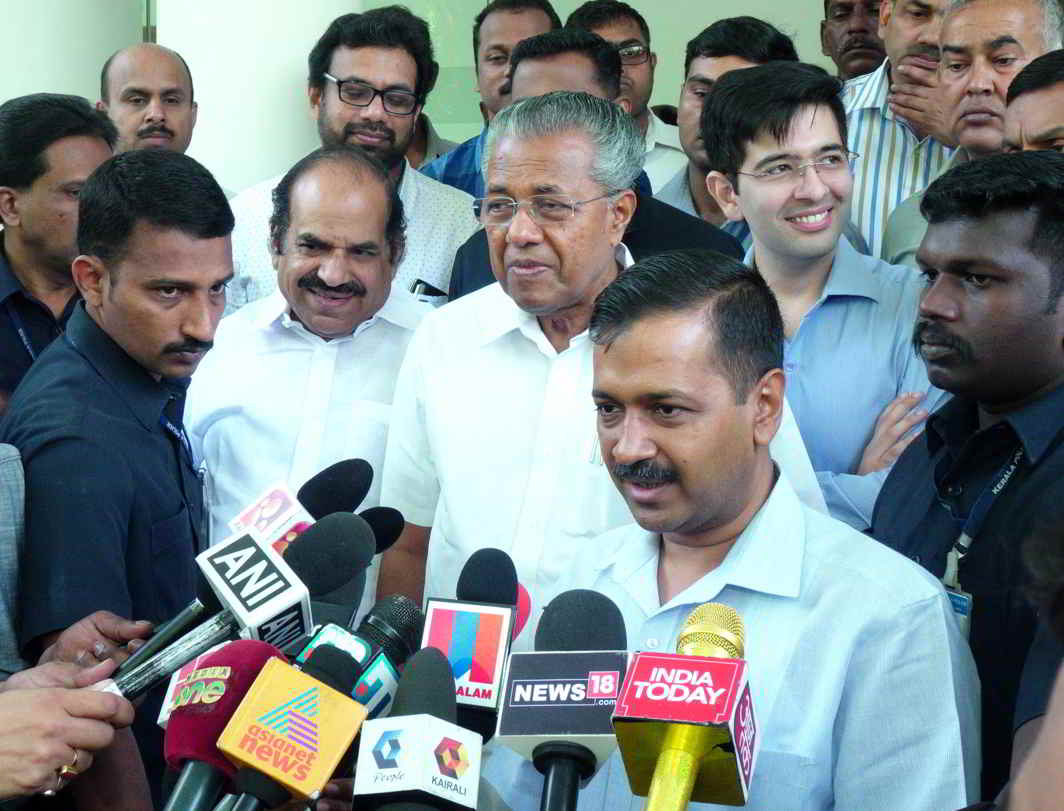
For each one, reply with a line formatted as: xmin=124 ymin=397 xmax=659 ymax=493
xmin=225 ymin=7 xmax=478 ymax=313
xmin=0 ymin=148 xmax=234 ymax=806
xmin=186 ymin=145 xmax=428 ymax=623
xmin=98 ymin=43 xmax=198 ymax=155
xmin=704 ymin=62 xmax=944 ymax=530
xmin=844 ymin=0 xmax=954 ymax=256
xmin=822 ymin=1 xmax=887 ymax=81
xmin=479 ymin=249 xmax=978 ymax=811
xmin=882 ymin=0 xmax=1062 ymax=267
xmin=871 ymin=150 xmax=1064 ymax=800
xmin=379 ymin=91 xmax=825 ymax=634
xmin=566 ymin=0 xmax=685 ymax=191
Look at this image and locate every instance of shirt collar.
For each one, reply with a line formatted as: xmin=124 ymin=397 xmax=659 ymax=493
xmin=743 ymin=236 xmax=880 ymax=304
xmin=476 ymin=243 xmax=635 ymax=347
xmin=594 ymin=470 xmax=806 ymax=606
xmin=0 ymin=236 xmax=21 ymax=306
xmin=848 ymin=58 xmax=891 ymax=114
xmin=926 ymin=381 xmax=1064 ymax=464
xmin=645 ymin=110 xmax=682 ymax=153
xmin=63 ymin=303 xmax=184 ymax=432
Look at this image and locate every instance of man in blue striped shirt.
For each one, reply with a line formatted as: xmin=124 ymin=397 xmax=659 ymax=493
xmin=704 ymin=62 xmax=945 ymax=530
xmin=843 ymin=0 xmax=954 ymax=256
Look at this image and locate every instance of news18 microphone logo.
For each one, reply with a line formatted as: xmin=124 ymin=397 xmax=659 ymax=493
xmin=422 ymin=599 xmax=515 ymax=709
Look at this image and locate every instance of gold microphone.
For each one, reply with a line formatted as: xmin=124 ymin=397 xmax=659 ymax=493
xmin=645 ymin=603 xmax=746 ymax=811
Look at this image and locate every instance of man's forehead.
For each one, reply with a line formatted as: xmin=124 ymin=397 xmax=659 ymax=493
xmin=921 ymin=209 xmax=1040 ymax=263
xmin=485 ymin=131 xmax=596 ymax=190
xmin=589 ymin=16 xmax=646 ymax=44
xmin=746 ymin=105 xmax=844 ymax=155
xmin=289 ymin=165 xmax=389 ymax=221
xmin=327 ymin=45 xmax=417 ymax=84
xmin=109 ymin=47 xmax=191 ymax=93
xmin=480 ymin=7 xmax=553 ymax=49
xmin=510 ymin=52 xmax=604 ymax=101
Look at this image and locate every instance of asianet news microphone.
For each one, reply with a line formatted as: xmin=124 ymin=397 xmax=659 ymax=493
xmin=613 ymin=602 xmax=759 ymax=810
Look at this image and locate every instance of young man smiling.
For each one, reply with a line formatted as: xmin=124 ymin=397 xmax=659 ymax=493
xmin=705 ymin=62 xmax=944 ymax=529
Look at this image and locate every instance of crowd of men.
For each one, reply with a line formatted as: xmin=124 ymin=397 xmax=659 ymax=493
xmin=0 ymin=0 xmax=1061 ymax=809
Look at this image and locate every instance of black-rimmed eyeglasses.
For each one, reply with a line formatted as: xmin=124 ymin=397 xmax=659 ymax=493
xmin=323 ymin=73 xmax=419 ymax=116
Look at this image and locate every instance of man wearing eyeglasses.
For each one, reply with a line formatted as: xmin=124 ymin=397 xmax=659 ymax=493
xmin=704 ymin=62 xmax=945 ymax=530
xmin=379 ymin=91 xmax=826 ymax=633
xmin=224 ymin=7 xmax=478 ymax=313
xmin=566 ymin=0 xmax=685 ymax=191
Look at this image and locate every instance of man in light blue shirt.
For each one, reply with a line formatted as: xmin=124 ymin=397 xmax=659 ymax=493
xmin=481 ymin=248 xmax=979 ymax=811
xmin=703 ymin=61 xmax=945 ymax=529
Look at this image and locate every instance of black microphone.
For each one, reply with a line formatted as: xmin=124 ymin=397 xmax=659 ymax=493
xmin=353 ymin=647 xmax=482 ymax=810
xmin=360 ymin=506 xmax=405 ymax=554
xmin=297 ymin=458 xmax=374 ymax=519
xmin=497 ymin=590 xmax=629 ymax=811
xmin=119 ymin=512 xmax=374 ymax=679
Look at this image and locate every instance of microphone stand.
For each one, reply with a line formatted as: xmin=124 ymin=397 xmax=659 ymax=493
xmin=532 ymin=742 xmax=596 ymax=811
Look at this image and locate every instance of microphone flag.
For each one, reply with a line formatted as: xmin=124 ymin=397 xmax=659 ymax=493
xmin=421 ymin=599 xmax=514 ymax=710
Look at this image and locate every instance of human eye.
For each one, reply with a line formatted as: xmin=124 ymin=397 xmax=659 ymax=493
xmin=209 ymin=280 xmax=229 ymax=295
xmin=993 ymin=55 xmax=1019 ymax=68
xmin=125 ymin=94 xmax=146 ymax=106
xmin=653 ymin=404 xmax=686 ymax=419
xmin=944 ymin=59 xmax=968 ymax=73
xmin=483 ymin=198 xmax=513 ymax=215
xmin=341 ymin=83 xmax=373 ymax=104
xmin=918 ymin=267 xmax=938 ymax=285
xmin=820 ymin=152 xmax=847 ymax=167
xmin=761 ymin=163 xmax=794 ymax=178
xmin=485 ymin=51 xmax=507 ymax=64
xmin=594 ymin=401 xmax=621 ymax=421
xmin=830 ymin=5 xmax=853 ymax=20
xmin=963 ymin=273 xmax=993 ymax=289
xmin=297 ymin=239 xmax=325 ymax=254
xmin=384 ymin=91 xmax=416 ymax=111
xmin=156 ymin=286 xmax=181 ymax=300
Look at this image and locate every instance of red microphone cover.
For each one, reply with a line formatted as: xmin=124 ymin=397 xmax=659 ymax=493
xmin=164 ymin=639 xmax=285 ymax=776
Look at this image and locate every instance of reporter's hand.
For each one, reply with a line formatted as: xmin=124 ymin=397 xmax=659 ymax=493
xmin=888 ymin=63 xmax=955 ymax=145
xmin=858 ymin=392 xmax=929 ymax=475
xmin=38 ymin=611 xmax=153 ymax=667
xmin=315 ymin=778 xmax=353 ymax=811
xmin=0 ymin=685 xmax=134 ymax=799
xmin=1 ymin=658 xmax=117 ymax=693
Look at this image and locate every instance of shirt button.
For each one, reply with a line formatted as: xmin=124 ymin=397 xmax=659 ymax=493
xmin=945 ymin=483 xmax=963 ymax=497
xmin=644 ymin=638 xmax=659 ymax=650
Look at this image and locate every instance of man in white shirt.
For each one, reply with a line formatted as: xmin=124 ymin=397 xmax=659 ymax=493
xmin=482 ymin=248 xmax=980 ymax=811
xmin=379 ymin=91 xmax=825 ymax=633
xmin=187 ymin=145 xmax=430 ymax=621
xmin=566 ymin=0 xmax=685 ymax=191
xmin=225 ymin=8 xmax=478 ymax=313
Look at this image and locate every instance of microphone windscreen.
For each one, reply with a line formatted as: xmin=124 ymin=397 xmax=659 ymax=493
xmin=301 ymin=643 xmax=363 ymax=696
xmin=535 ymin=589 xmax=627 ymax=652
xmin=456 ymin=548 xmax=518 ymax=606
xmin=358 ymin=506 xmax=405 ymax=554
xmin=164 ymin=640 xmax=285 ymax=776
xmin=355 ymin=595 xmax=424 ymax=667
xmin=283 ymin=512 xmax=376 ymax=595
xmin=389 ymin=646 xmax=457 ymax=722
xmin=297 ymin=458 xmax=374 ymax=519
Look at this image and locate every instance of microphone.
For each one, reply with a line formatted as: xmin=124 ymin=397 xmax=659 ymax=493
xmin=353 ymin=646 xmax=483 ymax=810
xmin=496 ymin=590 xmax=629 ymax=811
xmin=296 ymin=595 xmax=424 ymax=719
xmin=218 ymin=644 xmax=368 ymax=805
xmin=162 ymin=640 xmax=285 ymax=811
xmin=613 ymin=603 xmax=760 ymax=809
xmin=422 ymin=549 xmax=518 ymax=742
xmin=120 ymin=512 xmax=372 ymax=681
xmin=360 ymin=505 xmax=404 ymax=554
xmin=297 ymin=458 xmax=374 ymax=519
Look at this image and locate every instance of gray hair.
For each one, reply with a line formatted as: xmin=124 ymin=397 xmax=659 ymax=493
xmin=946 ymin=0 xmax=1064 ymax=51
xmin=481 ymin=91 xmax=644 ymax=193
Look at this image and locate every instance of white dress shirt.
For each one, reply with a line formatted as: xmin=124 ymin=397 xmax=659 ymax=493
xmin=642 ymin=109 xmax=687 ymax=193
xmin=223 ymin=161 xmax=479 ymax=314
xmin=480 ymin=471 xmax=981 ymax=811
xmin=381 ymin=248 xmax=827 ymax=648
xmin=186 ymin=289 xmax=431 ymax=621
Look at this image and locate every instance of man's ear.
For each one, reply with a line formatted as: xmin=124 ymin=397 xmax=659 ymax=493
xmin=614 ymin=96 xmax=632 ymax=115
xmin=71 ymin=255 xmax=107 ymax=308
xmin=0 ymin=187 xmax=20 ymax=228
xmin=608 ymin=189 xmax=637 ymax=244
xmin=820 ymin=21 xmax=832 ymax=59
xmin=95 ymin=100 xmax=110 ymax=114
xmin=189 ymin=101 xmax=199 ymax=132
xmin=751 ymin=368 xmax=785 ymax=448
xmin=308 ymin=83 xmax=323 ymax=119
xmin=706 ymin=171 xmax=745 ymax=222
xmin=877 ymin=0 xmax=893 ymax=41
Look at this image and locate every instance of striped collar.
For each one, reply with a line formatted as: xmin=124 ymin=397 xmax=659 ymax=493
xmin=845 ymin=58 xmax=890 ymax=115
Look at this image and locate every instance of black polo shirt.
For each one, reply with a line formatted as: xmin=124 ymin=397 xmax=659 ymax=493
xmin=871 ymin=382 xmax=1064 ymax=800
xmin=0 ymin=303 xmax=206 ymax=807
xmin=0 ymin=236 xmax=78 ymax=407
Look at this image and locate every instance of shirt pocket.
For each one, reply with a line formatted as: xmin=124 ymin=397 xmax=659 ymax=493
xmin=150 ymin=504 xmax=196 ymax=619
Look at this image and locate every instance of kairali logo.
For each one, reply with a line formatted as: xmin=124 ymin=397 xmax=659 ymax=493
xmin=373 ymin=730 xmax=402 ymax=769
xmin=434 ymin=737 xmax=469 ymax=779
xmin=257 ymin=686 xmax=320 ymax=753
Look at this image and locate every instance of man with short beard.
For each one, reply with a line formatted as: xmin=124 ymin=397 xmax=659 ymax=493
xmin=186 ymin=146 xmax=429 ymax=624
xmin=225 ymin=7 xmax=478 ymax=313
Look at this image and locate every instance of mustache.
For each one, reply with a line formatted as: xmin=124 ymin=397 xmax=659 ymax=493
xmin=842 ymin=36 xmax=883 ymax=54
xmin=164 ymin=338 xmax=212 ymax=355
xmin=344 ymin=123 xmax=395 ymax=143
xmin=137 ymin=124 xmax=174 ymax=139
xmin=905 ymin=44 xmax=940 ymax=62
xmin=912 ymin=320 xmax=973 ymax=361
xmin=611 ymin=459 xmax=679 ymax=485
xmin=298 ymin=273 xmax=366 ymax=297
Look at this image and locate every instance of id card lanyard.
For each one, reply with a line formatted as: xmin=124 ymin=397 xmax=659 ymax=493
xmin=4 ymin=299 xmax=37 ymax=362
xmin=942 ymin=446 xmax=1025 ymax=639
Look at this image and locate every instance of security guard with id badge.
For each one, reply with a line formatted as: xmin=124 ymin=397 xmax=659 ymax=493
xmin=0 ymin=148 xmax=232 ymax=806
xmin=870 ymin=151 xmax=1064 ymax=801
